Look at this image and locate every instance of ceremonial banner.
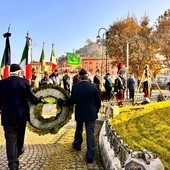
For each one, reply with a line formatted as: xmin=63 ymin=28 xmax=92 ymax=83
xmin=39 ymin=43 xmax=45 ymax=72
xmin=20 ymin=32 xmax=32 ymax=79
xmin=50 ymin=44 xmax=57 ymax=72
xmin=67 ymin=52 xmax=80 ymax=66
xmin=1 ymin=32 xmax=11 ymax=78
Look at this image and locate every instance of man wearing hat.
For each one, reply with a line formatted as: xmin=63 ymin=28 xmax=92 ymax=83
xmin=31 ymin=68 xmax=37 ymax=89
xmin=0 ymin=64 xmax=41 ymax=170
xmin=59 ymin=68 xmax=101 ymax=164
xmin=114 ymin=69 xmax=126 ymax=106
xmin=49 ymin=68 xmax=60 ymax=85
xmin=39 ymin=71 xmax=52 ymax=87
xmin=62 ymin=69 xmax=70 ymax=92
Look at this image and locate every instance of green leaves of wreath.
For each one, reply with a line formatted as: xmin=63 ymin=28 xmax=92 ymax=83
xmin=27 ymin=84 xmax=73 ymax=135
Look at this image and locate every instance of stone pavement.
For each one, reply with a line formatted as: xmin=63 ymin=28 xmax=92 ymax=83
xmin=0 ymin=116 xmax=104 ymax=170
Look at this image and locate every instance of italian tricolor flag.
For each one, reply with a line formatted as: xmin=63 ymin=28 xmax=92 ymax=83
xmin=50 ymin=44 xmax=57 ymax=72
xmin=1 ymin=32 xmax=11 ymax=79
xmin=20 ymin=33 xmax=32 ymax=79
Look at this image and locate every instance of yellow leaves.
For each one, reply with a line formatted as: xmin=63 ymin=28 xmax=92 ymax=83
xmin=110 ymin=101 xmax=170 ymax=169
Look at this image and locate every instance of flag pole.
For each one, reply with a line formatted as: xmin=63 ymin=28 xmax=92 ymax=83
xmin=8 ymin=23 xmax=11 ymax=33
xmin=1 ymin=24 xmax=11 ymax=78
xmin=43 ymin=42 xmax=45 ymax=73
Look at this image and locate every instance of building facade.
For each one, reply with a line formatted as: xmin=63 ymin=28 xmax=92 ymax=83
xmin=31 ymin=56 xmax=118 ymax=77
xmin=81 ymin=56 xmax=117 ymax=76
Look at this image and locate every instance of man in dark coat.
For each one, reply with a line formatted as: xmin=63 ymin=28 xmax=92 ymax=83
xmin=30 ymin=68 xmax=37 ymax=89
xmin=104 ymin=73 xmax=113 ymax=101
xmin=0 ymin=64 xmax=41 ymax=170
xmin=60 ymin=68 xmax=101 ymax=164
xmin=62 ymin=69 xmax=70 ymax=92
xmin=93 ymin=69 xmax=101 ymax=91
xmin=114 ymin=69 xmax=126 ymax=106
xmin=49 ymin=68 xmax=60 ymax=85
xmin=39 ymin=71 xmax=52 ymax=87
xmin=127 ymin=74 xmax=135 ymax=100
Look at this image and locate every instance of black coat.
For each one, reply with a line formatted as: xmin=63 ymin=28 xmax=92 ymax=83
xmin=63 ymin=75 xmax=70 ymax=91
xmin=114 ymin=76 xmax=126 ymax=92
xmin=0 ymin=75 xmax=39 ymax=126
xmin=93 ymin=75 xmax=100 ymax=90
xmin=66 ymin=80 xmax=101 ymax=121
xmin=104 ymin=77 xmax=112 ymax=91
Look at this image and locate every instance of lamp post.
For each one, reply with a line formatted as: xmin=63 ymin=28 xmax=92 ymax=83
xmin=126 ymin=41 xmax=129 ymax=99
xmin=126 ymin=41 xmax=129 ymax=80
xmin=97 ymin=28 xmax=109 ymax=76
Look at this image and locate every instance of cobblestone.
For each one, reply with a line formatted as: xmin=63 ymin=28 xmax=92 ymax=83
xmin=0 ymin=116 xmax=104 ymax=170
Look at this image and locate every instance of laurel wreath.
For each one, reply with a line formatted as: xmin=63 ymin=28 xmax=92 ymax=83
xmin=27 ymin=84 xmax=74 ymax=135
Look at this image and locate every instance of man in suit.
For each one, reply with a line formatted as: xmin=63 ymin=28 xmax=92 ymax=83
xmin=49 ymin=68 xmax=60 ymax=85
xmin=93 ymin=69 xmax=101 ymax=91
xmin=104 ymin=73 xmax=113 ymax=101
xmin=127 ymin=74 xmax=135 ymax=100
xmin=39 ymin=71 xmax=52 ymax=87
xmin=114 ymin=69 xmax=126 ymax=106
xmin=60 ymin=68 xmax=101 ymax=164
xmin=62 ymin=69 xmax=70 ymax=92
xmin=0 ymin=64 xmax=41 ymax=170
xmin=30 ymin=68 xmax=37 ymax=89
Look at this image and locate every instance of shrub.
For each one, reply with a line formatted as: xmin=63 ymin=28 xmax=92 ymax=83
xmin=110 ymin=101 xmax=170 ymax=169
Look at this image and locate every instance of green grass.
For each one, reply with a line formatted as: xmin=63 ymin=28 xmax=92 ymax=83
xmin=110 ymin=101 xmax=170 ymax=169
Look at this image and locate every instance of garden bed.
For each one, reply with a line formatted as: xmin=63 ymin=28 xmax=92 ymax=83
xmin=109 ymin=101 xmax=170 ymax=169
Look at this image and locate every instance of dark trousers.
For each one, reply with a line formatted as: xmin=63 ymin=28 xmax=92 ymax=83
xmin=105 ymin=88 xmax=112 ymax=101
xmin=72 ymin=120 xmax=95 ymax=161
xmin=3 ymin=121 xmax=26 ymax=170
xmin=129 ymin=88 xmax=135 ymax=99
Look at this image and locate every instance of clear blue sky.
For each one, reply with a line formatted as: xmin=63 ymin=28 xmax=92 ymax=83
xmin=0 ymin=0 xmax=169 ymax=64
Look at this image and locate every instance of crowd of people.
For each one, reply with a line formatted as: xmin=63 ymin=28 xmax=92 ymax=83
xmin=0 ymin=63 xmax=155 ymax=170
xmin=30 ymin=66 xmax=153 ymax=105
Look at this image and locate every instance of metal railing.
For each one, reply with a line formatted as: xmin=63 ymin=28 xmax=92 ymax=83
xmin=105 ymin=119 xmax=131 ymax=167
xmin=101 ymin=94 xmax=169 ymax=168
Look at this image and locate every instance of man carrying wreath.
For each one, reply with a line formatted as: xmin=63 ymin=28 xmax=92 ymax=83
xmin=0 ymin=64 xmax=41 ymax=170
xmin=59 ymin=68 xmax=101 ymax=164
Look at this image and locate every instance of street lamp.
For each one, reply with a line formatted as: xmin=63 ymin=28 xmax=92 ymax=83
xmin=126 ymin=41 xmax=129 ymax=81
xmin=126 ymin=41 xmax=129 ymax=99
xmin=97 ymin=28 xmax=109 ymax=76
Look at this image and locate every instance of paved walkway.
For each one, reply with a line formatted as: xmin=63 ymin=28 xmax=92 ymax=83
xmin=0 ymin=116 xmax=104 ymax=170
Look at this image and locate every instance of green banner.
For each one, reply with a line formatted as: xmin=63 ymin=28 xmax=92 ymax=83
xmin=67 ymin=52 xmax=80 ymax=66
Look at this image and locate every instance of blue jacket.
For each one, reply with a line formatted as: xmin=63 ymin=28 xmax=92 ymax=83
xmin=127 ymin=77 xmax=135 ymax=89
xmin=0 ymin=75 xmax=39 ymax=126
xmin=66 ymin=80 xmax=101 ymax=121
